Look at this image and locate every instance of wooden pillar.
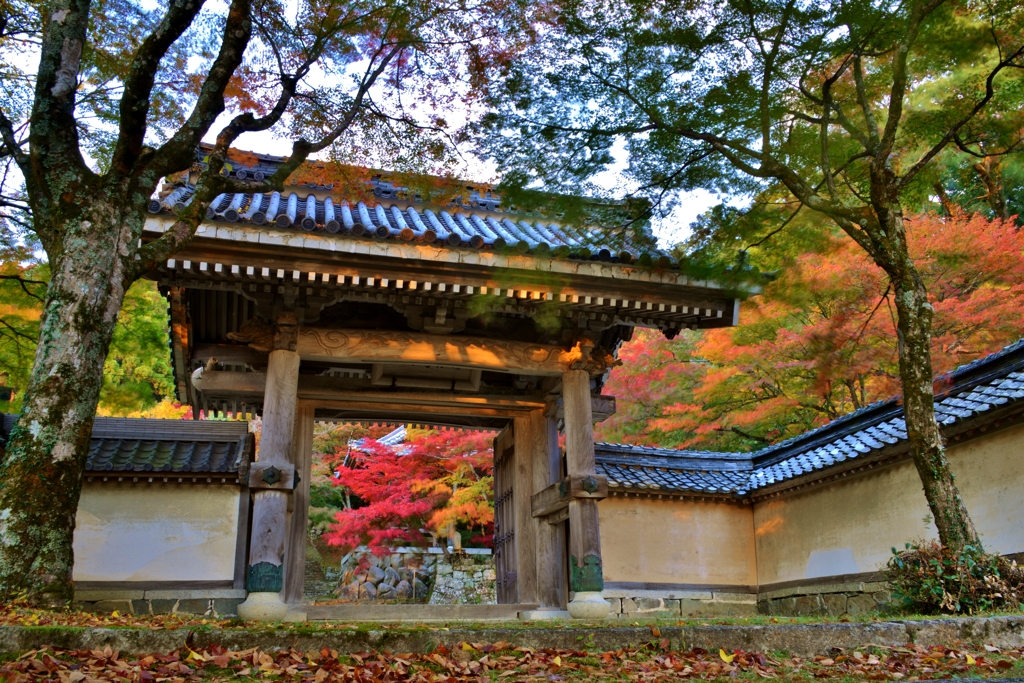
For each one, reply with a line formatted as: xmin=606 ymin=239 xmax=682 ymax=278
xmin=237 ymin=314 xmax=300 ymax=621
xmin=534 ymin=411 xmax=567 ymax=611
xmin=512 ymin=414 xmax=538 ymax=605
xmin=283 ymin=405 xmax=315 ymax=605
xmin=562 ymin=369 xmax=605 ymax=601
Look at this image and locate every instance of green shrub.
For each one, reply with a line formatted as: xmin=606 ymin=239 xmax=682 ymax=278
xmin=886 ymin=540 xmax=1024 ymax=614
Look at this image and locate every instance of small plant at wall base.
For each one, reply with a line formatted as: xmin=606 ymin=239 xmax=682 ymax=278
xmin=886 ymin=540 xmax=1024 ymax=614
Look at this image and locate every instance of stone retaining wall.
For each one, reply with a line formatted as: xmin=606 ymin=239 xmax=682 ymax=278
xmin=334 ymin=547 xmax=495 ymax=604
xmin=758 ymin=580 xmax=892 ymax=616
xmin=429 ymin=552 xmax=496 ymax=605
xmin=602 ymin=590 xmax=757 ymax=618
xmin=336 ymin=548 xmax=435 ymax=602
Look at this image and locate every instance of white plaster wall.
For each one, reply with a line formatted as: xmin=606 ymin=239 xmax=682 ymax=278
xmin=753 ymin=421 xmax=1024 ymax=586
xmin=600 ymin=496 xmax=757 ymax=587
xmin=73 ymin=483 xmax=240 ymax=582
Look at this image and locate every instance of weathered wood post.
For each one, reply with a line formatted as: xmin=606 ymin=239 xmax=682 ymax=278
xmin=512 ymin=414 xmax=539 ymax=606
xmin=284 ymin=405 xmax=315 ymax=606
xmin=237 ymin=313 xmax=300 ymax=622
xmin=562 ymin=365 xmax=611 ymax=619
xmin=524 ymin=409 xmax=569 ymax=618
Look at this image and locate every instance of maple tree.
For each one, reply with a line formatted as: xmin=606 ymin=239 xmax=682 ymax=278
xmin=476 ymin=0 xmax=1024 ymax=552
xmin=323 ymin=428 xmax=494 ymax=555
xmin=0 ymin=0 xmax=527 ymax=605
xmin=597 ymin=211 xmax=1024 ymax=452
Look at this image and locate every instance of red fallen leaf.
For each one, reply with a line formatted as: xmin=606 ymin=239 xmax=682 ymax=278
xmin=650 ymin=626 xmax=661 ymax=637
xmin=997 ymin=660 xmax=1014 ymax=669
xmin=660 ymin=639 xmax=670 ymax=651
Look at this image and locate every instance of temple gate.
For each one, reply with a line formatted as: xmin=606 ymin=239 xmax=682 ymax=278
xmin=143 ymin=147 xmax=745 ymax=619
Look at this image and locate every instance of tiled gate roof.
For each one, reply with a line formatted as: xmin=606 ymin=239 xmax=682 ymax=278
xmin=148 ymin=148 xmax=671 ymax=265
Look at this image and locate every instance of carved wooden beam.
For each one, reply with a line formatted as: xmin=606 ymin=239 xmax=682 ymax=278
xmin=296 ymin=329 xmax=581 ymax=376
xmin=531 ymin=475 xmax=609 ymax=518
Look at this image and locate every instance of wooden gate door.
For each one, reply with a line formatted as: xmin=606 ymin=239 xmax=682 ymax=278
xmin=493 ymin=425 xmax=517 ymax=603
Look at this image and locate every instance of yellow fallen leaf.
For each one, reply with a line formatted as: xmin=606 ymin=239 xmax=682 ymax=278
xmin=111 ymin=611 xmax=119 ymax=618
xmin=966 ymin=654 xmax=976 ymax=665
xmin=462 ymin=642 xmax=475 ymax=651
xmin=720 ymin=649 xmax=736 ymax=663
xmin=553 ymin=656 xmax=562 ymax=666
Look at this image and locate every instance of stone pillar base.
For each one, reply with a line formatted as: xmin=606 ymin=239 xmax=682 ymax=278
xmin=236 ymin=592 xmax=289 ymax=622
xmin=567 ymin=591 xmax=611 ymax=619
xmin=520 ymin=608 xmax=572 ymax=621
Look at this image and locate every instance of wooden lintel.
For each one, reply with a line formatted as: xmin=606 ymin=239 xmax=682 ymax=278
xmin=297 ymin=328 xmax=579 ymax=376
xmin=247 ymin=462 xmax=298 ymax=491
xmin=299 ymin=399 xmax=525 ymax=419
xmin=531 ymin=474 xmax=609 ymax=518
xmin=199 ymin=371 xmax=547 ymax=411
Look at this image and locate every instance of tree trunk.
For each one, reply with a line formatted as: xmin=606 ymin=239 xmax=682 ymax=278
xmin=972 ymin=158 xmax=1009 ymax=220
xmin=0 ymin=206 xmax=133 ymax=606
xmin=871 ymin=200 xmax=982 ymax=553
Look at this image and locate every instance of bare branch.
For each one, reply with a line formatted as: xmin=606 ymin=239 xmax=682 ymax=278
xmin=149 ymin=0 xmax=254 ymax=178
xmin=0 ymin=106 xmax=29 ymax=171
xmin=110 ymin=0 xmax=207 ymax=175
xmin=0 ymin=317 xmax=36 ymax=341
xmin=0 ymin=274 xmax=47 ymax=302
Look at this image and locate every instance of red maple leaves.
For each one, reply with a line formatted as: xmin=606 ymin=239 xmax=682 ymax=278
xmin=322 ymin=429 xmax=494 ymax=554
xmin=598 ymin=212 xmax=1024 ymax=451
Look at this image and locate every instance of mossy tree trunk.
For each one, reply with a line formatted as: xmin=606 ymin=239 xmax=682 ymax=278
xmin=866 ymin=194 xmax=982 ymax=553
xmin=0 ymin=199 xmax=137 ymax=606
xmin=0 ymin=0 xmax=432 ymax=605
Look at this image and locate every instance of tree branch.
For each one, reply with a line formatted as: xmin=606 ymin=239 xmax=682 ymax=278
xmin=898 ymin=41 xmax=1024 ymax=189
xmin=148 ymin=0 xmax=254 ymax=178
xmin=0 ymin=274 xmax=47 ymax=301
xmin=110 ymin=0 xmax=207 ymax=176
xmin=0 ymin=110 xmax=28 ymax=171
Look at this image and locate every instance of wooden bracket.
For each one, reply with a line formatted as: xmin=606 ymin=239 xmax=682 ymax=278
xmin=547 ymin=507 xmax=570 ymax=525
xmin=531 ymin=474 xmax=608 ymax=518
xmin=247 ymin=462 xmax=298 ymax=491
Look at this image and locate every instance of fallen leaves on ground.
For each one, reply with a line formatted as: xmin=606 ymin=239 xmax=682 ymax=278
xmin=1 ymin=641 xmax=1022 ymax=682
xmin=0 ymin=603 xmax=232 ymax=631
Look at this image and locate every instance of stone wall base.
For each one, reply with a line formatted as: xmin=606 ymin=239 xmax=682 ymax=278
xmin=601 ymin=590 xmax=758 ymax=618
xmin=758 ymin=580 xmax=891 ymax=616
xmin=74 ymin=589 xmax=246 ymax=618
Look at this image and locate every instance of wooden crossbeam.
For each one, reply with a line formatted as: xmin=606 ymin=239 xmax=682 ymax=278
xmin=531 ymin=474 xmax=609 ymax=518
xmin=297 ymin=328 xmax=581 ymax=376
xmin=198 ymin=371 xmax=548 ymax=411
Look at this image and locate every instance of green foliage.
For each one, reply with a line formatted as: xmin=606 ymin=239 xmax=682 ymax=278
xmin=0 ymin=249 xmax=176 ymax=415
xmin=886 ymin=540 xmax=1024 ymax=615
xmin=0 ymin=249 xmax=44 ymax=413
xmin=97 ymin=281 xmax=176 ymax=415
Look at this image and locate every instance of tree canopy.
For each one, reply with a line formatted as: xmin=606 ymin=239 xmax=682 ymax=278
xmin=597 ymin=211 xmax=1024 ymax=451
xmin=475 ymin=0 xmax=1024 ymax=552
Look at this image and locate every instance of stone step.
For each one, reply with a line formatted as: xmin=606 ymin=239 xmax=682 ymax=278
xmin=301 ymin=603 xmax=537 ymax=622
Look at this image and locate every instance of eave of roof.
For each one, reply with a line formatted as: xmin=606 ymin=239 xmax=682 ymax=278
xmin=147 ymin=147 xmax=763 ymax=294
xmin=1 ymin=415 xmax=252 ymax=476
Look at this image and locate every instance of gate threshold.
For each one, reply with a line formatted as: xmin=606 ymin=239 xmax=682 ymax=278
xmin=291 ymin=604 xmax=543 ymax=622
